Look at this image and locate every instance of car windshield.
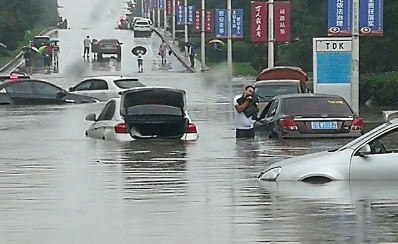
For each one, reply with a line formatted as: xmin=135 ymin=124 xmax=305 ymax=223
xmin=255 ymin=85 xmax=299 ymax=102
xmin=135 ymin=22 xmax=149 ymax=26
xmin=100 ymin=40 xmax=118 ymax=44
xmin=114 ymin=79 xmax=144 ymax=89
xmin=283 ymin=97 xmax=353 ymax=115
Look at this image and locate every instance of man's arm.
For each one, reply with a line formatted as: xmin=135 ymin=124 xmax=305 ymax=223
xmin=234 ymin=97 xmax=252 ymax=113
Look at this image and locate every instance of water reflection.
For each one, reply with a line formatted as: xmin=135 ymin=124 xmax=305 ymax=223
xmin=118 ymin=140 xmax=188 ymax=201
xmin=91 ymin=57 xmax=121 ymax=72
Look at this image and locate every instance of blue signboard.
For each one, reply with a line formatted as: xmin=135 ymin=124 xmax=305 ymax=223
xmin=328 ymin=0 xmax=383 ymax=36
xmin=328 ymin=0 xmax=351 ymax=36
xmin=215 ymin=9 xmax=227 ymax=38
xmin=316 ymin=52 xmax=351 ymax=84
xmin=158 ymin=0 xmax=165 ymax=10
xmin=231 ymin=9 xmax=243 ymax=38
xmin=359 ymin=0 xmax=383 ymax=36
xmin=177 ymin=5 xmax=194 ymax=25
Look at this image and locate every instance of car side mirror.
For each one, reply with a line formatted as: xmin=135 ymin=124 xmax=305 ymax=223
xmin=358 ymin=144 xmax=371 ymax=157
xmin=69 ymin=87 xmax=74 ymax=92
xmin=119 ymin=42 xmax=123 ymax=45
xmin=85 ymin=113 xmax=97 ymax=121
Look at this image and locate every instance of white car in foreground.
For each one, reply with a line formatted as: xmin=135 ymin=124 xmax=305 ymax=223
xmin=69 ymin=76 xmax=144 ymax=101
xmin=85 ymin=87 xmax=199 ymax=141
xmin=259 ymin=111 xmax=398 ymax=183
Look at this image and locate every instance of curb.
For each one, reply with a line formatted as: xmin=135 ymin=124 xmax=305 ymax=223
xmin=0 ymin=27 xmax=58 ymax=73
xmin=153 ymin=28 xmax=195 ymax=73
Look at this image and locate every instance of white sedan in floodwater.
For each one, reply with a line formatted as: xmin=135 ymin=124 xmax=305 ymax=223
xmin=85 ymin=87 xmax=199 ymax=141
xmin=259 ymin=111 xmax=398 ymax=183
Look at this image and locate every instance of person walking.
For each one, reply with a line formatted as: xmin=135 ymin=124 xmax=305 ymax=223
xmin=137 ymin=51 xmax=144 ymax=72
xmin=23 ymin=48 xmax=33 ymax=75
xmin=158 ymin=41 xmax=168 ymax=65
xmin=233 ymin=85 xmax=257 ymax=138
xmin=52 ymin=42 xmax=60 ymax=68
xmin=189 ymin=43 xmax=196 ymax=68
xmin=83 ymin=36 xmax=91 ymax=58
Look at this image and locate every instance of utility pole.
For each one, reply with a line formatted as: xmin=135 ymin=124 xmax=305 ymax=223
xmin=184 ymin=0 xmax=189 ymax=56
xmin=351 ymin=0 xmax=360 ymax=115
xmin=227 ymin=0 xmax=232 ymax=80
xmin=172 ymin=0 xmax=176 ymax=40
xmin=200 ymin=0 xmax=206 ymax=71
xmin=268 ymin=0 xmax=274 ymax=68
xmin=163 ymin=0 xmax=167 ymax=32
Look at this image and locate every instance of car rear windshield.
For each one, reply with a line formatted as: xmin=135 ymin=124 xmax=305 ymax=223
xmin=127 ymin=104 xmax=183 ymax=116
xmin=114 ymin=79 xmax=145 ymax=89
xmin=135 ymin=22 xmax=149 ymax=26
xmin=100 ymin=40 xmax=118 ymax=44
xmin=255 ymin=85 xmax=299 ymax=102
xmin=284 ymin=97 xmax=353 ymax=115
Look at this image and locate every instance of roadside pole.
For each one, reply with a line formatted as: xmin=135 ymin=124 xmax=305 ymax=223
xmin=200 ymin=0 xmax=206 ymax=71
xmin=268 ymin=0 xmax=274 ymax=68
xmin=184 ymin=0 xmax=189 ymax=56
xmin=158 ymin=6 xmax=161 ymax=28
xmin=153 ymin=8 xmax=156 ymax=26
xmin=164 ymin=0 xmax=167 ymax=33
xmin=172 ymin=0 xmax=176 ymax=40
xmin=351 ymin=0 xmax=360 ymax=115
xmin=227 ymin=0 xmax=233 ymax=80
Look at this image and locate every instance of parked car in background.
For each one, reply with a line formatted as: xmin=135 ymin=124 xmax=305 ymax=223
xmin=96 ymin=39 xmax=122 ymax=60
xmin=69 ymin=76 xmax=144 ymax=101
xmin=254 ymin=66 xmax=311 ymax=111
xmin=32 ymin=35 xmax=50 ymax=48
xmin=0 ymin=78 xmax=99 ymax=105
xmin=120 ymin=87 xmax=198 ymax=140
xmin=133 ymin=19 xmax=152 ymax=37
xmin=257 ymin=93 xmax=364 ymax=139
xmin=259 ymin=111 xmax=398 ymax=183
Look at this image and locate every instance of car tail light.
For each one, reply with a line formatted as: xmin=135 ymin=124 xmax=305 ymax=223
xmin=9 ymin=74 xmax=19 ymax=81
xmin=280 ymin=119 xmax=298 ymax=131
xmin=187 ymin=123 xmax=197 ymax=133
xmin=350 ymin=118 xmax=364 ymax=130
xmin=114 ymin=123 xmax=128 ymax=133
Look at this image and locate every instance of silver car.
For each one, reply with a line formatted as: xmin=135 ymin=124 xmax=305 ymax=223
xmin=259 ymin=111 xmax=398 ymax=183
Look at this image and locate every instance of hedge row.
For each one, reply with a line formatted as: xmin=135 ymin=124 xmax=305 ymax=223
xmin=360 ymin=71 xmax=398 ymax=106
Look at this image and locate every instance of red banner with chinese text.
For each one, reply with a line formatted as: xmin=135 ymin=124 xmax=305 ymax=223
xmin=251 ymin=2 xmax=267 ymax=42
xmin=167 ymin=0 xmax=172 ymax=16
xmin=194 ymin=9 xmax=201 ymax=33
xmin=193 ymin=9 xmax=214 ymax=34
xmin=152 ymin=0 xmax=157 ymax=10
xmin=274 ymin=2 xmax=291 ymax=42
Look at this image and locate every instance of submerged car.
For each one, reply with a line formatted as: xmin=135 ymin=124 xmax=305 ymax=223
xmin=0 ymin=78 xmax=99 ymax=105
xmin=259 ymin=111 xmax=398 ymax=183
xmin=257 ymin=93 xmax=364 ymax=138
xmin=85 ymin=87 xmax=199 ymax=141
xmin=69 ymin=76 xmax=144 ymax=101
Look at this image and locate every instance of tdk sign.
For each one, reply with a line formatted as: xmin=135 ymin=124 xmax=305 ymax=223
xmin=316 ymin=40 xmax=352 ymax=52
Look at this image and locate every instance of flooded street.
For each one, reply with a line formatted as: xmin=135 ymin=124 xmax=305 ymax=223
xmin=1 ymin=0 xmax=398 ymax=243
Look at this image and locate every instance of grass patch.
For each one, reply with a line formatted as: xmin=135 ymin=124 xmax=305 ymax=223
xmin=0 ymin=26 xmax=49 ymax=67
xmin=207 ymin=62 xmax=258 ymax=77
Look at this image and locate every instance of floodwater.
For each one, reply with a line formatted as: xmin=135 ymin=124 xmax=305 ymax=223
xmin=1 ymin=0 xmax=398 ymax=243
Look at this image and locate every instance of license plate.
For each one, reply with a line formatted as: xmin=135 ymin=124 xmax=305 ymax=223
xmin=311 ymin=121 xmax=337 ymax=129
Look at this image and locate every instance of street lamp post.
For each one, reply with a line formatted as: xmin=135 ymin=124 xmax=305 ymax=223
xmin=268 ymin=0 xmax=274 ymax=68
xmin=200 ymin=0 xmax=206 ymax=71
xmin=351 ymin=0 xmax=360 ymax=115
xmin=172 ymin=0 xmax=176 ymax=40
xmin=227 ymin=0 xmax=232 ymax=79
xmin=184 ymin=0 xmax=189 ymax=56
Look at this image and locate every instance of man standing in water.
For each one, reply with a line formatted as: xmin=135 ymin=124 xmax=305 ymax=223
xmin=83 ymin=36 xmax=91 ymax=58
xmin=233 ymin=85 xmax=257 ymax=138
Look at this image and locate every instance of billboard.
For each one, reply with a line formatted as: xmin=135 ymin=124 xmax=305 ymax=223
xmin=274 ymin=2 xmax=291 ymax=42
xmin=328 ymin=0 xmax=383 ymax=36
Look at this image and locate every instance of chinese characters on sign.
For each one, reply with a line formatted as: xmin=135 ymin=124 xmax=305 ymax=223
xmin=177 ymin=5 xmax=194 ymax=25
xmin=215 ymin=9 xmax=227 ymax=38
xmin=177 ymin=5 xmax=184 ymax=25
xmin=328 ymin=0 xmax=383 ymax=36
xmin=194 ymin=9 xmax=201 ymax=33
xmin=158 ymin=0 xmax=165 ymax=10
xmin=167 ymin=0 xmax=172 ymax=16
xmin=188 ymin=6 xmax=195 ymax=24
xmin=274 ymin=2 xmax=291 ymax=42
xmin=250 ymin=2 xmax=267 ymax=42
xmin=231 ymin=9 xmax=243 ymax=38
xmin=205 ymin=10 xmax=214 ymax=33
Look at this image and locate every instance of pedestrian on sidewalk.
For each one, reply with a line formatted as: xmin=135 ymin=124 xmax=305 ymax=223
xmin=188 ymin=43 xmax=196 ymax=68
xmin=158 ymin=40 xmax=168 ymax=65
xmin=83 ymin=36 xmax=91 ymax=58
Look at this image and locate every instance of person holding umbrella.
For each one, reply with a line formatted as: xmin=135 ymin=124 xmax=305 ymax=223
xmin=132 ymin=46 xmax=147 ymax=73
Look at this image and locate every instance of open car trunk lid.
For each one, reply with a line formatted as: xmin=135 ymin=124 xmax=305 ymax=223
xmin=121 ymin=87 xmax=188 ymax=139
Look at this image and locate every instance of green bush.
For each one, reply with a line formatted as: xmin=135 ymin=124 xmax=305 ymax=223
xmin=360 ymin=72 xmax=398 ymax=106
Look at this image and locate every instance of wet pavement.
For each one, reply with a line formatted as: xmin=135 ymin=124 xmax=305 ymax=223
xmin=1 ymin=0 xmax=398 ymax=243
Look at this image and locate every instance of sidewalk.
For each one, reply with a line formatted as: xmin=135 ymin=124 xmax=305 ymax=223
xmin=153 ymin=28 xmax=209 ymax=73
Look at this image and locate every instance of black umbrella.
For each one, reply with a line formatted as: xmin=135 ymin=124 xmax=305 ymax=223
xmin=184 ymin=42 xmax=196 ymax=48
xmin=131 ymin=46 xmax=147 ymax=56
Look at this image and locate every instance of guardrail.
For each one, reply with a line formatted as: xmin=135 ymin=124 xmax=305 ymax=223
xmin=0 ymin=27 xmax=57 ymax=73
